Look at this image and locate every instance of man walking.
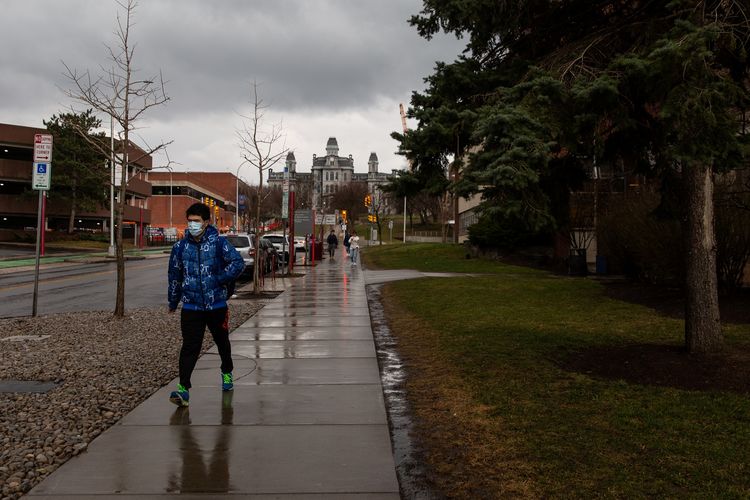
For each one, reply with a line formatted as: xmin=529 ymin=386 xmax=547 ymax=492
xmin=326 ymin=229 xmax=338 ymax=260
xmin=167 ymin=203 xmax=245 ymax=407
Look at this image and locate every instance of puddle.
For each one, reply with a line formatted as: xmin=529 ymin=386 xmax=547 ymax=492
xmin=0 ymin=380 xmax=58 ymax=393
xmin=1 ymin=335 xmax=50 ymax=342
xmin=367 ymin=284 xmax=440 ymax=499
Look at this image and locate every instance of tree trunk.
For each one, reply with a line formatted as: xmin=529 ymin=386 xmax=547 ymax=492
xmin=114 ymin=138 xmax=128 ymax=318
xmin=114 ymin=181 xmax=126 ymax=317
xmin=253 ymin=170 xmax=262 ymax=294
xmin=683 ymin=163 xmax=722 ymax=353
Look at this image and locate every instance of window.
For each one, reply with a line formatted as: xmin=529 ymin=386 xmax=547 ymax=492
xmin=335 ymin=172 xmax=339 ymax=180
xmin=226 ymin=235 xmax=251 ymax=248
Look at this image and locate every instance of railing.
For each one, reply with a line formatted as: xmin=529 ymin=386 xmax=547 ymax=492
xmin=145 ymin=234 xmax=179 ymax=247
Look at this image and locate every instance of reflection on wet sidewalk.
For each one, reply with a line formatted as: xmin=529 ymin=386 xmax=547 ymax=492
xmin=167 ymin=391 xmax=234 ymax=494
xmin=26 ymin=254 xmax=400 ymax=498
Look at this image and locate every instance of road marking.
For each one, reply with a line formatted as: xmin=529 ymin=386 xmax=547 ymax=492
xmin=0 ymin=262 xmax=164 ymax=291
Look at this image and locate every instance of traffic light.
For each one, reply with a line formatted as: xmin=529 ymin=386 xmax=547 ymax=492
xmin=364 ymin=194 xmax=372 ymax=207
xmin=341 ymin=210 xmax=347 ymax=222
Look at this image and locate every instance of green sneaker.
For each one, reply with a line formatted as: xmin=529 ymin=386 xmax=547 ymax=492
xmin=169 ymin=383 xmax=189 ymax=407
xmin=222 ymin=372 xmax=233 ymax=392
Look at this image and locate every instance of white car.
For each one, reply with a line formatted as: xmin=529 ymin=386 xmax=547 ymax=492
xmin=262 ymin=233 xmax=291 ymax=262
xmin=293 ymin=236 xmax=306 ymax=254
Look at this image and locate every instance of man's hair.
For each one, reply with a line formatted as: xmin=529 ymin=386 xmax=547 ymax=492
xmin=186 ymin=203 xmax=210 ymax=221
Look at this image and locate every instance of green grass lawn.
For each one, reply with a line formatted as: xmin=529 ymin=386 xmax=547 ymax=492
xmin=363 ymin=242 xmax=544 ymax=274
xmin=363 ymin=243 xmax=750 ymax=497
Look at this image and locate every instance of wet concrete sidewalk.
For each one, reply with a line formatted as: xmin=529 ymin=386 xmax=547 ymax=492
xmin=28 ymin=256 xmax=400 ymax=499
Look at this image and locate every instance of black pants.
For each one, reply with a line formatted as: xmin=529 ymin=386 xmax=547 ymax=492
xmin=179 ymin=307 xmax=233 ymax=389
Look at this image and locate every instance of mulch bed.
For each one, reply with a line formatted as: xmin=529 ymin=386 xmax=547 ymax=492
xmin=561 ymin=281 xmax=750 ymax=393
xmin=561 ymin=342 xmax=750 ymax=394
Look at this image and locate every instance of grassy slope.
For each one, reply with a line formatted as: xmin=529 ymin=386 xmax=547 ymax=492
xmin=364 ymin=243 xmax=750 ymax=497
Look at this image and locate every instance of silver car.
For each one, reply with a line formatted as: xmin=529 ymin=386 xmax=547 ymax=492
xmin=225 ymin=233 xmax=254 ymax=275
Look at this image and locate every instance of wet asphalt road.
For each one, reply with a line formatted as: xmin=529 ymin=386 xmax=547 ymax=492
xmin=0 ymin=256 xmax=172 ymax=318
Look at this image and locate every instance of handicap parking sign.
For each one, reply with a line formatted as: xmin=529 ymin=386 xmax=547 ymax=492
xmin=32 ymin=162 xmax=51 ymax=190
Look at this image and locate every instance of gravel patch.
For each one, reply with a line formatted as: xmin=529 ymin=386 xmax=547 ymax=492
xmin=0 ymin=301 xmax=266 ymax=499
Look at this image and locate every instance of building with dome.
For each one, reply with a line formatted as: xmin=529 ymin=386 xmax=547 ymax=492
xmin=268 ymin=137 xmax=397 ymax=214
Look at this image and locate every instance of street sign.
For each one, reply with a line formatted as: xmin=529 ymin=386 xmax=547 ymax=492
xmin=32 ymin=162 xmax=51 ymax=190
xmin=282 ymin=192 xmax=289 ymax=219
xmin=388 ymin=220 xmax=393 ymax=230
xmin=294 ymin=209 xmax=313 ymax=235
xmin=33 ymin=134 xmax=53 ymax=162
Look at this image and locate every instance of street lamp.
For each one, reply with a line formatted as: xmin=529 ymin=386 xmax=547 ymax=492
xmin=166 ymin=165 xmax=173 ymax=230
xmin=235 ymin=164 xmax=241 ymax=231
xmin=108 ymin=115 xmax=115 ymax=257
xmin=235 ymin=163 xmax=248 ymax=232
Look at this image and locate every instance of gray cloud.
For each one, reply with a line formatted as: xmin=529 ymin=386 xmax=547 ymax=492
xmin=0 ymin=0 xmax=463 ymax=178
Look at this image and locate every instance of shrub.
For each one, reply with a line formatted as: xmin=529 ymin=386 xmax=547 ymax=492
xmin=468 ymin=212 xmax=547 ymax=251
xmin=715 ymin=182 xmax=750 ymax=290
xmin=598 ymin=180 xmax=750 ymax=290
xmin=597 ymin=189 xmax=684 ymax=284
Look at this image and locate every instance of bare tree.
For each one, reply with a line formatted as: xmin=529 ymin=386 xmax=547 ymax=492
xmin=329 ymin=181 xmax=369 ymax=223
xmin=370 ymin=189 xmax=389 ymax=245
xmin=63 ymin=0 xmax=171 ymax=317
xmin=237 ymin=82 xmax=289 ymax=294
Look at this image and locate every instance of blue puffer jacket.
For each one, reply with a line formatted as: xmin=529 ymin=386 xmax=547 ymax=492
xmin=168 ymin=225 xmax=245 ymax=311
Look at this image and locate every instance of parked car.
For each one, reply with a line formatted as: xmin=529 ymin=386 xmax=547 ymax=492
xmin=257 ymin=237 xmax=280 ymax=273
xmin=262 ymin=233 xmax=293 ymax=263
xmin=224 ymin=233 xmax=254 ymax=277
xmin=293 ymin=236 xmax=306 ymax=255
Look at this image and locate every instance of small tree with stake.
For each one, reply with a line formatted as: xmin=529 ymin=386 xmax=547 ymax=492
xmin=62 ymin=0 xmax=171 ymax=318
xmin=237 ymin=81 xmax=289 ymax=294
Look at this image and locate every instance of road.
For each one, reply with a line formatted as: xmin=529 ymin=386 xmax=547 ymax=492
xmin=0 ymin=257 xmax=172 ymax=318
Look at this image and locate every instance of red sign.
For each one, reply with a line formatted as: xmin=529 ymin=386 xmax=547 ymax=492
xmin=33 ymin=134 xmax=53 ymax=162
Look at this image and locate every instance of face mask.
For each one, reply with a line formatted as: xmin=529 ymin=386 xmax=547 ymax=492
xmin=187 ymin=221 xmax=205 ymax=237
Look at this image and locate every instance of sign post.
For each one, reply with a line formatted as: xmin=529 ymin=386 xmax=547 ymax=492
xmin=281 ymin=169 xmax=289 ymax=274
xmin=32 ymin=134 xmax=53 ymax=317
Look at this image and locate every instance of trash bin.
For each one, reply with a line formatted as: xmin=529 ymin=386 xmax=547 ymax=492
xmin=568 ymin=249 xmax=588 ymax=276
xmin=595 ymin=255 xmax=608 ymax=275
xmin=314 ymin=241 xmax=323 ymax=260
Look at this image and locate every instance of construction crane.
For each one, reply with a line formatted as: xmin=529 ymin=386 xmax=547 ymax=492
xmin=399 ymin=103 xmax=408 ymax=134
xmin=399 ymin=103 xmax=414 ymax=173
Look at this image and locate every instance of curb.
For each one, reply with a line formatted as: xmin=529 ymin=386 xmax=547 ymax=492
xmin=63 ymin=256 xmax=148 ymax=264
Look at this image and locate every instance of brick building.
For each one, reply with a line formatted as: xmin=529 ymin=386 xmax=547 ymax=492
xmin=147 ymin=171 xmax=249 ymax=233
xmin=0 ymin=122 xmax=152 ymax=236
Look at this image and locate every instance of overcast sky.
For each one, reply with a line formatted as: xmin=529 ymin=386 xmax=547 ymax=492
xmin=1 ymin=0 xmax=463 ymax=184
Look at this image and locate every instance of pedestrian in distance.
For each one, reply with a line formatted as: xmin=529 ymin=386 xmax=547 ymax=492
xmin=343 ymin=230 xmax=351 ymax=256
xmin=326 ymin=229 xmax=338 ymax=260
xmin=167 ymin=203 xmax=245 ymax=407
xmin=349 ymin=230 xmax=360 ymax=265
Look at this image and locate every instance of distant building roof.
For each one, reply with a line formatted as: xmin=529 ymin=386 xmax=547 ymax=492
xmin=312 ymin=156 xmax=353 ymax=168
xmin=286 ymin=151 xmax=296 ymax=161
xmin=368 ymin=152 xmax=378 ymax=162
